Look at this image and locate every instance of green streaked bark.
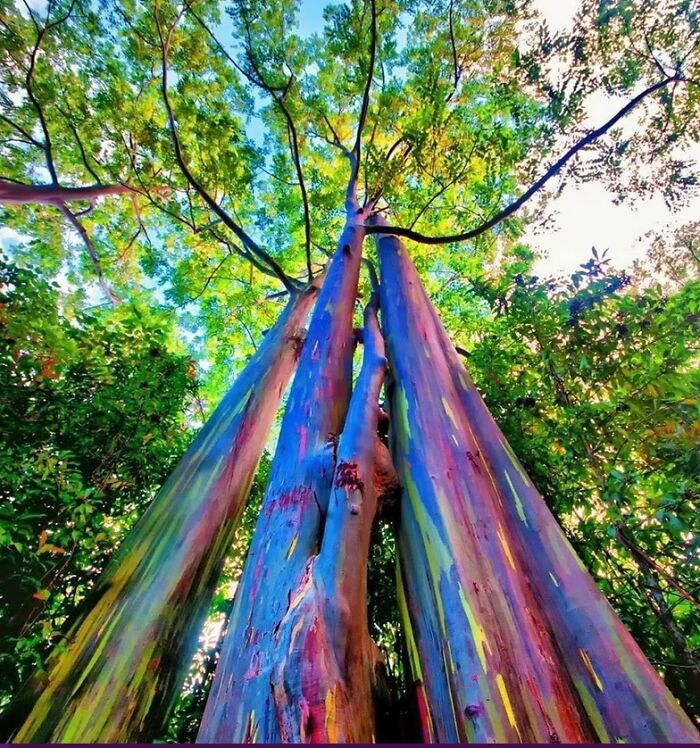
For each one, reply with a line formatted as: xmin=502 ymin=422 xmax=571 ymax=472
xmin=5 ymin=285 xmax=319 ymax=744
xmin=376 ymin=221 xmax=699 ymax=744
xmin=196 ymin=204 xmax=371 ymax=743
xmin=377 ymin=225 xmax=591 ymax=743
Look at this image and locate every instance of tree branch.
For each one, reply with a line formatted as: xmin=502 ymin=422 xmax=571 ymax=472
xmin=0 ymin=112 xmax=43 ymax=148
xmin=348 ymin=0 xmax=376 ymax=207
xmin=59 ymin=203 xmax=121 ymax=304
xmin=60 ymin=111 xmax=103 ymax=184
xmin=0 ymin=179 xmax=129 ymax=204
xmin=445 ymin=0 xmax=462 ymax=103
xmin=366 ymin=76 xmax=680 ymax=243
xmin=233 ymin=8 xmax=313 ymax=281
xmin=154 ymin=5 xmax=298 ymax=293
xmin=23 ymin=0 xmax=78 ymax=185
xmin=174 ymin=250 xmax=232 ymax=308
xmin=616 ymin=527 xmax=700 ymax=609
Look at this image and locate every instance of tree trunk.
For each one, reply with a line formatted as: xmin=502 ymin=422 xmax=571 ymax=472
xmin=376 ymin=221 xmax=699 ymax=743
xmin=5 ymin=285 xmax=319 ymax=744
xmin=267 ymin=292 xmax=387 ymax=743
xmin=196 ymin=206 xmax=373 ymax=743
xmin=435 ymin=309 xmax=700 ymax=743
xmin=627 ymin=540 xmax=700 ymax=721
xmin=376 ymin=222 xmax=592 ymax=743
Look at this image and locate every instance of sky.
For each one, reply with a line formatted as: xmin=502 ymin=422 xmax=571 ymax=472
xmin=526 ymin=0 xmax=700 ymax=276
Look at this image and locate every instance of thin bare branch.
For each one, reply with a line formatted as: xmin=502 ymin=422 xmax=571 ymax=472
xmin=0 ymin=112 xmax=43 ymax=148
xmin=617 ymin=528 xmax=700 ymax=609
xmin=445 ymin=0 xmax=461 ymax=102
xmin=154 ymin=4 xmax=298 ymax=292
xmin=59 ymin=203 xmax=121 ymax=304
xmin=235 ymin=11 xmax=313 ymax=280
xmin=175 ymin=250 xmax=232 ymax=308
xmin=59 ymin=110 xmax=102 ymax=184
xmin=183 ymin=1 xmax=248 ymax=78
xmin=348 ymin=0 xmax=377 ymax=205
xmin=24 ymin=0 xmax=78 ymax=184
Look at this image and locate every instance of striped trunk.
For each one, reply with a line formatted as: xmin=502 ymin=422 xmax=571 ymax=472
xmin=197 ymin=207 xmax=373 ymax=743
xmin=7 ymin=286 xmax=318 ymax=743
xmin=376 ymin=223 xmax=699 ymax=744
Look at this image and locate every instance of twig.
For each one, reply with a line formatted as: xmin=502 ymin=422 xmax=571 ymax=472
xmin=59 ymin=203 xmax=122 ymax=305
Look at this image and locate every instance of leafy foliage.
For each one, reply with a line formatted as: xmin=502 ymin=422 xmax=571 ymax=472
xmin=0 ymin=257 xmax=196 ymax=709
xmin=1 ymin=0 xmax=699 ymax=738
xmin=456 ymin=249 xmax=700 ymax=721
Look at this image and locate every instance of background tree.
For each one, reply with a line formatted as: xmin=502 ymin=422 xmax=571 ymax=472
xmin=0 ymin=257 xmax=195 ymax=708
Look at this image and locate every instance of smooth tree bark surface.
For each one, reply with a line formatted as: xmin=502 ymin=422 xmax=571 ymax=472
xmin=268 ymin=291 xmax=388 ymax=743
xmin=376 ymin=221 xmax=700 ymax=744
xmin=376 ymin=220 xmax=592 ymax=743
xmin=5 ymin=286 xmax=319 ymax=744
xmin=196 ymin=198 xmax=373 ymax=743
xmin=435 ymin=315 xmax=700 ymax=743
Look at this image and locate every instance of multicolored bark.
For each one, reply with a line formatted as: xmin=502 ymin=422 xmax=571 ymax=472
xmin=265 ymin=293 xmax=387 ymax=743
xmin=376 ymin=222 xmax=700 ymax=744
xmin=6 ymin=286 xmax=319 ymax=744
xmin=434 ymin=308 xmax=700 ymax=742
xmin=196 ymin=205 xmax=372 ymax=743
xmin=377 ymin=222 xmax=592 ymax=743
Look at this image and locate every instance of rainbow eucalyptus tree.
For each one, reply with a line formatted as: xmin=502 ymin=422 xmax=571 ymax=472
xmin=197 ymin=253 xmax=387 ymax=742
xmin=196 ymin=38 xmax=385 ymax=731
xmin=427 ymin=283 xmax=699 ymax=742
xmin=375 ymin=220 xmax=699 ymax=743
xmin=3 ymin=0 xmax=700 ymax=743
xmin=3 ymin=282 xmax=319 ymax=743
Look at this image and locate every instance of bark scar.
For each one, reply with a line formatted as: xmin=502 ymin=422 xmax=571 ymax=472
xmin=335 ymin=460 xmax=364 ymax=514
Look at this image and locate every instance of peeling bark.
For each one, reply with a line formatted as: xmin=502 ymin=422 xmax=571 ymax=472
xmin=375 ymin=220 xmax=699 ymax=744
xmin=197 ymin=206 xmax=372 ymax=743
xmin=5 ymin=286 xmax=319 ymax=744
xmin=267 ymin=296 xmax=388 ymax=743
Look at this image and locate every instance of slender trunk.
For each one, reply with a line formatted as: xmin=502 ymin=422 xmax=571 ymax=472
xmin=644 ymin=570 xmax=700 ymax=692
xmin=376 ymin=221 xmax=699 ymax=743
xmin=0 ymin=180 xmax=129 ymax=204
xmin=59 ymin=203 xmax=122 ymax=305
xmin=395 ymin=557 xmax=436 ymax=744
xmin=5 ymin=286 xmax=319 ymax=744
xmin=376 ymin=222 xmax=591 ymax=743
xmin=197 ymin=205 xmax=371 ymax=743
xmin=435 ymin=316 xmax=700 ymax=742
xmin=267 ymin=294 xmax=387 ymax=743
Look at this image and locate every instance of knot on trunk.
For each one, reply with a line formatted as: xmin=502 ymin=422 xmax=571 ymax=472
xmin=335 ymin=461 xmax=364 ymax=492
xmin=286 ymin=329 xmax=307 ymax=357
